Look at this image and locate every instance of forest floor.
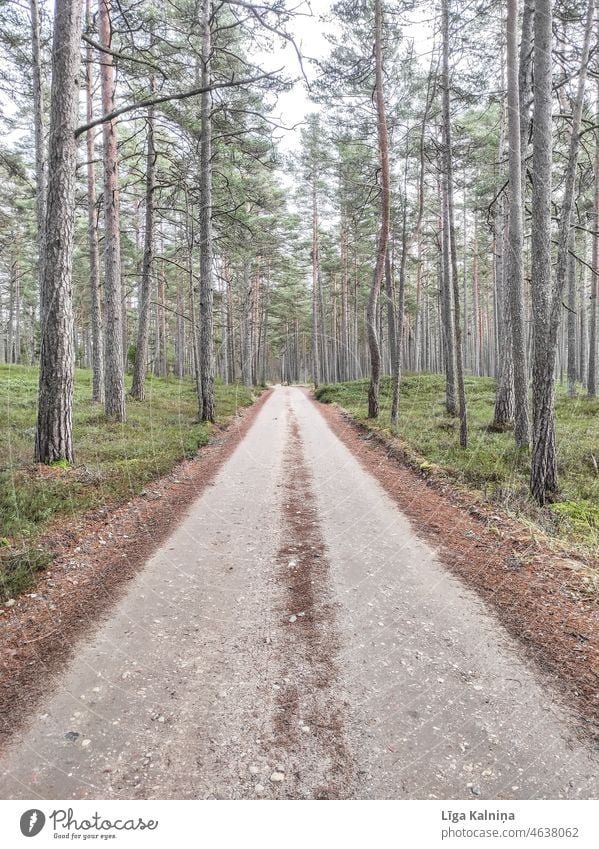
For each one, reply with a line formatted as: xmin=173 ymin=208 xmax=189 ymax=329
xmin=316 ymin=374 xmax=599 ymax=558
xmin=0 ymin=386 xmax=597 ymax=800
xmin=0 ymin=365 xmax=257 ymax=601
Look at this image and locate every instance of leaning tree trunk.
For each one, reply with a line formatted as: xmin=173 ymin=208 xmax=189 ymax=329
xmin=130 ymin=95 xmax=156 ymax=401
xmin=85 ymin=0 xmax=104 ymax=403
xmin=34 ymin=0 xmax=82 ymax=464
xmin=367 ymin=0 xmax=391 ymax=419
xmin=199 ymin=0 xmax=215 ymax=420
xmin=98 ymin=0 xmax=125 ymax=421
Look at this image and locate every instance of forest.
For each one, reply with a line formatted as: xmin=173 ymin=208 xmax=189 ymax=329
xmin=1 ymin=0 xmax=599 ymax=558
xmin=1 ymin=0 xmax=599 ymax=813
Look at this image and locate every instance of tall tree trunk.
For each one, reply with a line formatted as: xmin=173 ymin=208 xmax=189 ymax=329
xmin=391 ymin=147 xmax=409 ymax=427
xmin=318 ymin=265 xmax=329 ymax=383
xmin=442 ymin=0 xmax=467 ymax=446
xmin=491 ymin=92 xmax=513 ymax=428
xmin=99 ymin=0 xmax=125 ymax=421
xmin=367 ymin=0 xmax=390 ymax=418
xmin=340 ymin=222 xmax=349 ymax=381
xmin=226 ymin=266 xmax=236 ymax=382
xmin=530 ymin=0 xmax=594 ymax=503
xmin=529 ymin=0 xmax=555 ymax=505
xmin=154 ymin=260 xmax=168 ymax=378
xmin=30 ymin=0 xmax=46 ymax=312
xmin=579 ymin=229 xmax=589 ymax=386
xmin=440 ymin=173 xmax=457 ymax=415
xmin=186 ymin=200 xmax=202 ymax=413
xmin=384 ymin=252 xmax=397 ymax=379
xmin=85 ymin=0 xmax=103 ymax=403
xmin=312 ymin=184 xmax=321 ymax=388
xmin=588 ymin=84 xmax=599 ymax=397
xmin=242 ymin=261 xmax=253 ymax=386
xmin=175 ymin=277 xmax=185 ymax=378
xmin=505 ymin=0 xmax=530 ymax=447
xmin=130 ymin=85 xmax=156 ymax=399
xmin=35 ymin=0 xmax=82 ymax=464
xmin=199 ymin=0 xmax=215 ymax=420
xmin=567 ymin=226 xmax=577 ymax=397
xmin=492 ymin=195 xmax=514 ymax=428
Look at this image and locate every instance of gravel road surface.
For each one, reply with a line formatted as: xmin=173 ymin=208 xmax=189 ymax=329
xmin=0 ymin=387 xmax=597 ymax=799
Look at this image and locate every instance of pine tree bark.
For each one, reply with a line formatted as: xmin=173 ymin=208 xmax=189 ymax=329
xmin=242 ymin=262 xmax=253 ymax=387
xmin=440 ymin=171 xmax=457 ymax=415
xmin=567 ymin=226 xmax=577 ymax=397
xmin=199 ymin=0 xmax=215 ymax=420
xmin=442 ymin=0 xmax=467 ymax=446
xmin=384 ymin=252 xmax=397 ymax=382
xmin=226 ymin=266 xmax=236 ymax=382
xmin=530 ymin=0 xmax=555 ymax=504
xmin=367 ymin=0 xmax=390 ymax=418
xmin=98 ymin=0 xmax=125 ymax=421
xmin=30 ymin=0 xmax=46 ymax=313
xmin=35 ymin=0 xmax=82 ymax=464
xmin=340 ymin=222 xmax=349 ymax=381
xmin=530 ymin=0 xmax=594 ymax=503
xmin=85 ymin=0 xmax=104 ymax=403
xmin=492 ymin=195 xmax=514 ymax=428
xmin=391 ymin=149 xmax=409 ymax=427
xmin=588 ymin=84 xmax=599 ymax=397
xmin=312 ymin=184 xmax=321 ymax=388
xmin=318 ymin=265 xmax=329 ymax=384
xmin=579 ymin=229 xmax=589 ymax=386
xmin=175 ymin=277 xmax=185 ymax=378
xmin=130 ymin=106 xmax=156 ymax=399
xmin=505 ymin=0 xmax=530 ymax=447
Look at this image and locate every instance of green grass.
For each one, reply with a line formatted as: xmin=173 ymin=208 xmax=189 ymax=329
xmin=0 ymin=365 xmax=258 ymax=600
xmin=315 ymin=374 xmax=599 ymax=552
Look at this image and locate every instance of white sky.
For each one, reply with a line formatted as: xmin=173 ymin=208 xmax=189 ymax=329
xmin=252 ymin=0 xmax=435 ymax=154
xmin=251 ymin=0 xmax=335 ymax=153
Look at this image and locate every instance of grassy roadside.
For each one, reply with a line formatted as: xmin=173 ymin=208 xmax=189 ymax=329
xmin=0 ymin=365 xmax=259 ymax=600
xmin=315 ymin=374 xmax=599 ymax=554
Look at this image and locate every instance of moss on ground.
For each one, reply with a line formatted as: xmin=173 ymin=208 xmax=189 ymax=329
xmin=0 ymin=365 xmax=258 ymax=600
xmin=315 ymin=374 xmax=599 ymax=552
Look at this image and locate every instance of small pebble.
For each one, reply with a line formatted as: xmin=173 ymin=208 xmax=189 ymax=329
xmin=270 ymin=771 xmax=285 ymax=783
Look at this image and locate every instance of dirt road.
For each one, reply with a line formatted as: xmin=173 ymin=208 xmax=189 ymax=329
xmin=1 ymin=386 xmax=597 ymax=799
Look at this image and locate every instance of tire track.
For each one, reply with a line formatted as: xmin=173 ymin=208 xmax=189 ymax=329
xmin=267 ymin=398 xmax=354 ymax=799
